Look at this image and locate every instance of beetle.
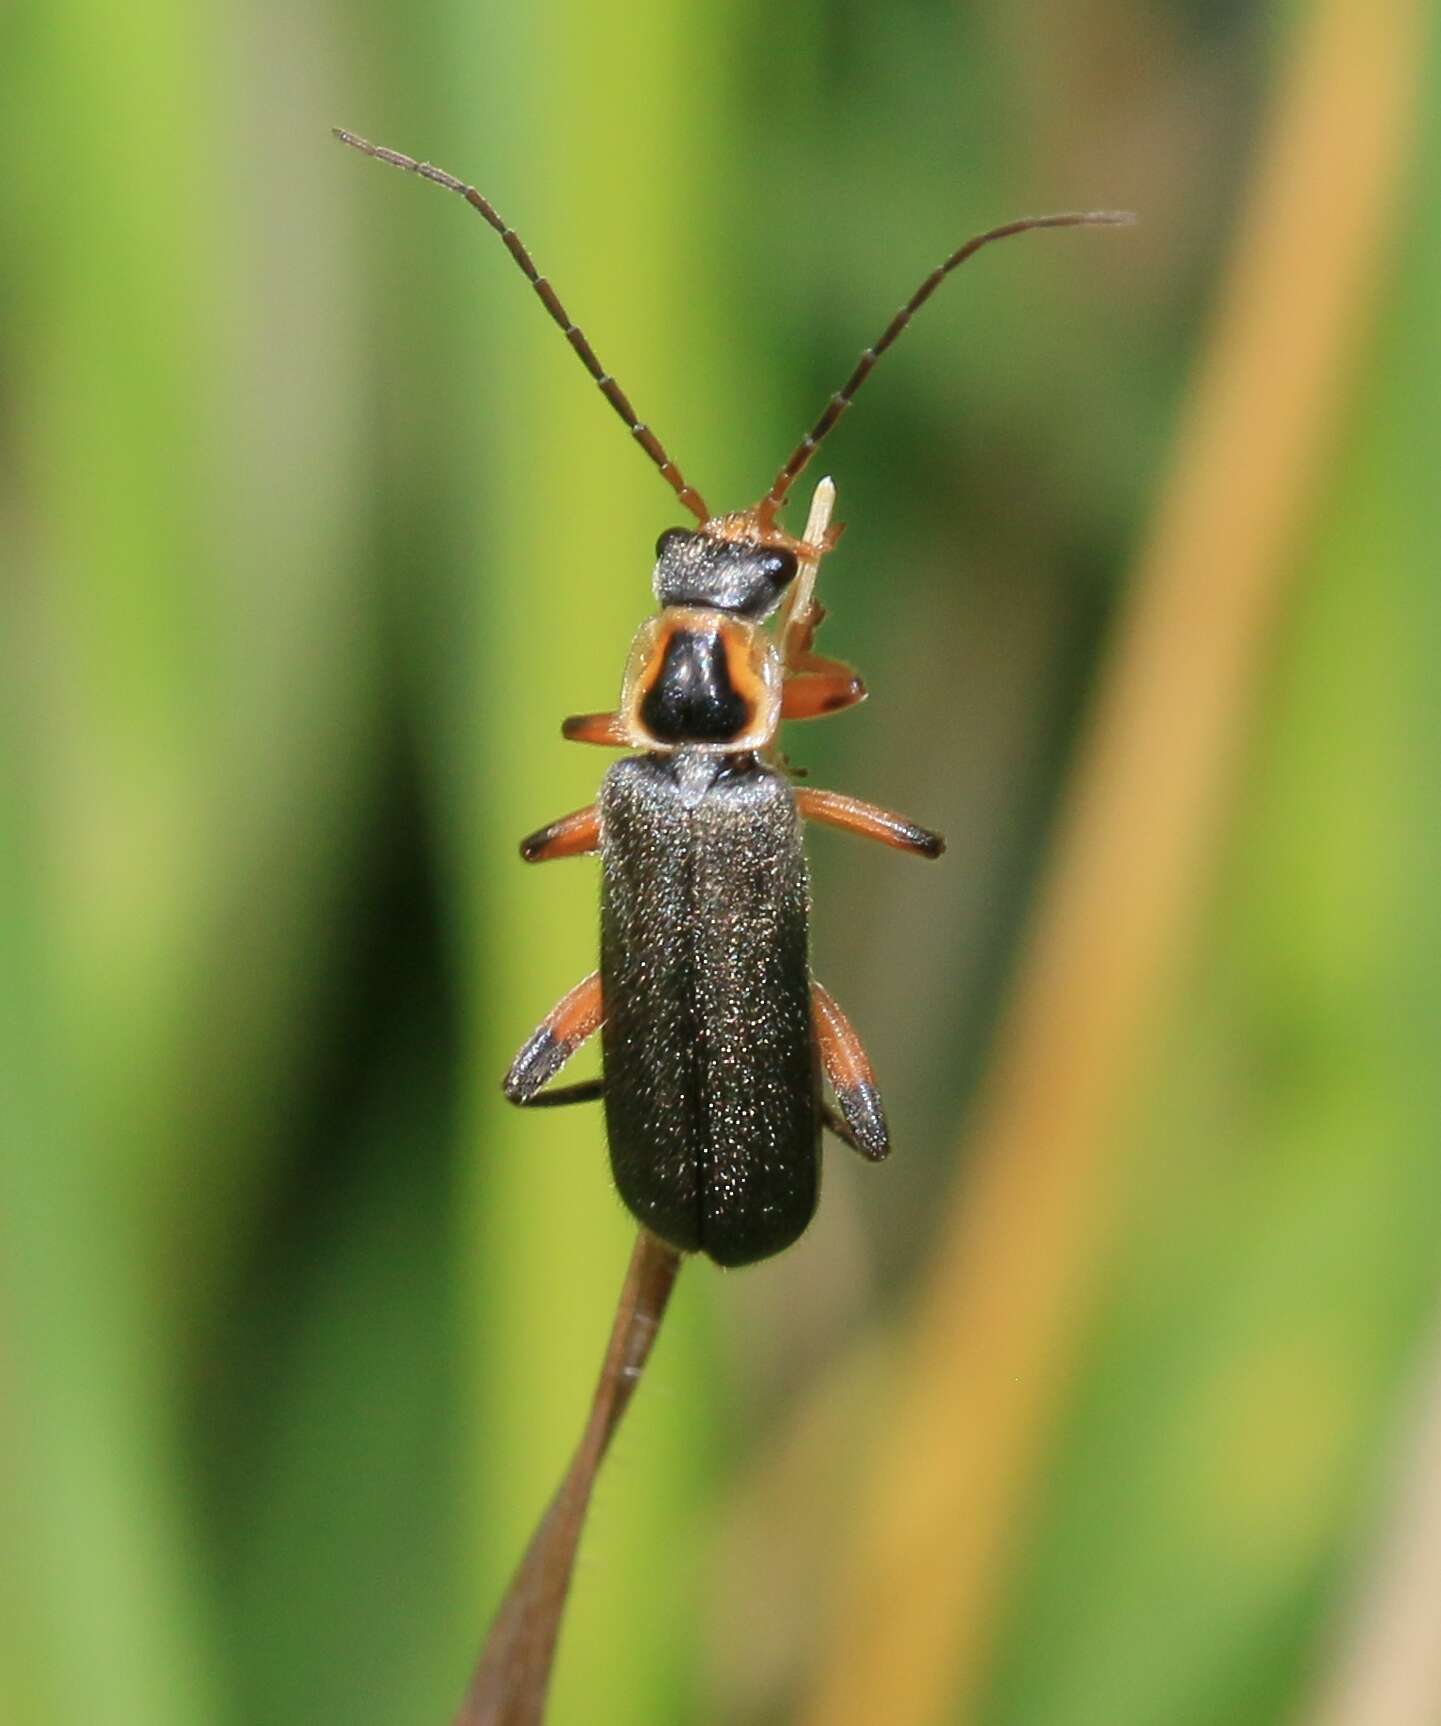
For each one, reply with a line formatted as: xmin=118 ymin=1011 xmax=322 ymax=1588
xmin=336 ymin=127 xmax=1128 ymax=1265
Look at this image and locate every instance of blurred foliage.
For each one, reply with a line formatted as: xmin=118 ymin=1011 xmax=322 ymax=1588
xmin=0 ymin=1 xmax=1435 ymax=1724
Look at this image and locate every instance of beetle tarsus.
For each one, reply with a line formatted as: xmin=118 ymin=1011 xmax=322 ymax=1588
xmin=513 ymin=1078 xmax=605 ymax=1109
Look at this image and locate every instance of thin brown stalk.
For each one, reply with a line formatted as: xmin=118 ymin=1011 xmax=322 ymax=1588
xmin=452 ymin=1229 xmax=682 ymax=1726
xmin=792 ymin=0 xmax=1426 ymax=1722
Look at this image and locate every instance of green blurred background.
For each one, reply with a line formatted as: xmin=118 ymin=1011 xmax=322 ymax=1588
xmin=2 ymin=0 xmax=1438 ymax=1722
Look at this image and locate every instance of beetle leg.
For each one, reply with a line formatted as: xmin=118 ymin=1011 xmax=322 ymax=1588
xmin=519 ymin=803 xmax=601 ymax=863
xmin=514 ymin=1078 xmax=605 ymax=1109
xmin=821 ymin=1101 xmax=867 ymax=1153
xmin=812 ymin=980 xmax=889 ymax=1160
xmin=797 ymin=787 xmax=944 ymax=858
xmin=561 ymin=711 xmax=631 ymax=747
xmin=781 ymin=656 xmax=867 ymax=721
xmin=503 ymin=972 xmax=604 ymax=1105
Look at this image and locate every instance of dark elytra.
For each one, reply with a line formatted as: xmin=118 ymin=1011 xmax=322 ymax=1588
xmin=599 ymin=754 xmax=819 ymax=1267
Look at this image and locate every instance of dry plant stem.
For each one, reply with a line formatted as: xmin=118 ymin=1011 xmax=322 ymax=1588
xmin=794 ymin=0 xmax=1426 ymax=1722
xmin=453 ymin=1230 xmax=682 ymax=1726
xmin=775 ymin=476 xmax=837 ymax=670
xmin=1297 ymin=1314 xmax=1441 ymax=1726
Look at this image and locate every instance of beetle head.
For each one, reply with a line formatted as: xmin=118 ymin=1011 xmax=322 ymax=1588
xmin=652 ymin=526 xmax=799 ymax=621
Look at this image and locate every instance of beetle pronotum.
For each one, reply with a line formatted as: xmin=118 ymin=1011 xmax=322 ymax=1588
xmin=337 ymin=127 xmax=1130 ymax=1266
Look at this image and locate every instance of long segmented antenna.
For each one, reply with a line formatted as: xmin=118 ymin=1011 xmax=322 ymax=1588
xmin=758 ymin=209 xmax=1135 ymax=529
xmin=334 ymin=129 xmax=711 ymax=525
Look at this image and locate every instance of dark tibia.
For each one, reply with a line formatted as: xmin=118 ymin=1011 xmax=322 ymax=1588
xmin=520 ymin=804 xmax=601 ymax=862
xmin=813 ymin=980 xmax=891 ymax=1161
xmin=797 ymin=787 xmax=944 ymax=858
xmin=503 ymin=972 xmax=604 ymax=1104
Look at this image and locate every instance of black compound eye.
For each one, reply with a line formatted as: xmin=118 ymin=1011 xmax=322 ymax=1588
xmin=759 ymin=548 xmax=799 ymax=587
xmin=655 ymin=527 xmax=693 ymax=558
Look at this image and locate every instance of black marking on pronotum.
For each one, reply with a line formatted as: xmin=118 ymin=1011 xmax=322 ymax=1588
xmin=336 ymin=123 xmax=1130 ymax=1262
xmin=639 ymin=629 xmax=750 ymax=744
